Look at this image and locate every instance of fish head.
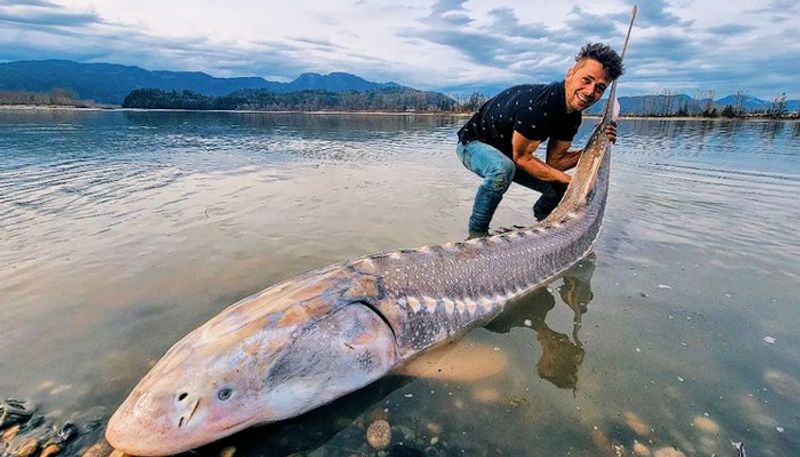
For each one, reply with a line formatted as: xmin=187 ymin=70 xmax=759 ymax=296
xmin=105 ymin=320 xmax=287 ymax=455
xmin=107 ymin=268 xmax=397 ymax=456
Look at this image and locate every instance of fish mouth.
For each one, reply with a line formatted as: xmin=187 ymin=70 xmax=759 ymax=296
xmin=106 ymin=406 xmax=254 ymax=456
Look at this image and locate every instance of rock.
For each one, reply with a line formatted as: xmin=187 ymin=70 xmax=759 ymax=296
xmin=693 ymin=416 xmax=720 ymax=434
xmin=3 ymin=424 xmax=21 ymax=443
xmin=425 ymin=422 xmax=442 ymax=435
xmin=591 ymin=429 xmax=611 ymax=450
xmin=0 ymin=399 xmax=34 ymax=428
xmin=624 ymin=412 xmax=650 ymax=436
xmin=79 ymin=440 xmax=113 ymax=457
xmin=40 ymin=443 xmax=62 ymax=457
xmin=57 ymin=422 xmax=78 ymax=442
xmin=471 ymin=388 xmax=499 ymax=403
xmin=220 ymin=446 xmax=236 ymax=457
xmin=15 ymin=438 xmax=39 ymax=457
xmin=367 ymin=419 xmax=392 ymax=450
xmin=764 ymin=369 xmax=800 ymax=403
xmin=653 ymin=447 xmax=687 ymax=457
xmin=633 ymin=441 xmax=651 ymax=456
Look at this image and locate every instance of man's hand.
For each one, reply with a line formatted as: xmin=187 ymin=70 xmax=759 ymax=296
xmin=602 ymin=122 xmax=617 ymax=143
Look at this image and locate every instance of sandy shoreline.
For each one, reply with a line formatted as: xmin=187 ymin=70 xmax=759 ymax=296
xmin=1 ymin=104 xmax=796 ymax=121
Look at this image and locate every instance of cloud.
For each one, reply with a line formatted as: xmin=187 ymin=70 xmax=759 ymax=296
xmin=0 ymin=1 xmax=102 ymax=27
xmin=563 ymin=7 xmax=621 ymax=41
xmin=485 ymin=7 xmax=548 ymax=40
xmin=0 ymin=0 xmax=796 ymax=99
xmin=0 ymin=0 xmax=59 ymax=6
xmin=610 ymin=0 xmax=692 ymax=28
xmin=706 ymin=23 xmax=755 ymax=35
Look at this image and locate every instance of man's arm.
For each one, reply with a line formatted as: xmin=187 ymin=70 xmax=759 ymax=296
xmin=511 ymin=131 xmax=572 ymax=184
xmin=546 ymin=138 xmax=581 ymax=171
xmin=546 ymin=122 xmax=618 ymax=171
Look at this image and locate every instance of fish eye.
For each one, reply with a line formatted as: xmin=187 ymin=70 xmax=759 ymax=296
xmin=217 ymin=388 xmax=233 ymax=401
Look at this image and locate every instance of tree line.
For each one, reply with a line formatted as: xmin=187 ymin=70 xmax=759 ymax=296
xmin=0 ymin=89 xmax=95 ymax=107
xmin=122 ymin=88 xmax=460 ymax=112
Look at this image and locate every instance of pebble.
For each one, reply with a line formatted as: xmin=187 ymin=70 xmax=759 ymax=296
xmin=776 ymin=426 xmax=785 ymax=433
xmin=79 ymin=440 xmax=113 ymax=457
xmin=656 ymin=284 xmax=672 ymax=290
xmin=591 ymin=429 xmax=611 ymax=449
xmin=693 ymin=416 xmax=720 ymax=433
xmin=40 ymin=443 xmax=62 ymax=457
xmin=366 ymin=419 xmax=391 ymax=450
xmin=523 ymin=319 xmax=532 ymax=327
xmin=15 ymin=438 xmax=39 ymax=457
xmin=2 ymin=424 xmax=21 ymax=443
xmin=763 ymin=336 xmax=776 ymax=344
xmin=633 ymin=442 xmax=650 ymax=456
xmin=472 ymin=388 xmax=499 ymax=403
xmin=220 ymin=446 xmax=236 ymax=457
xmin=764 ymin=369 xmax=800 ymax=402
xmin=653 ymin=447 xmax=686 ymax=457
xmin=624 ymin=412 xmax=650 ymax=436
xmin=425 ymin=422 xmax=442 ymax=435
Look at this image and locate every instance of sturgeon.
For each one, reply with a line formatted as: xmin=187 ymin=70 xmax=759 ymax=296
xmin=106 ymin=10 xmax=636 ymax=455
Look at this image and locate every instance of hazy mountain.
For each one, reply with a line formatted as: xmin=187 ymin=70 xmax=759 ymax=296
xmin=0 ymin=60 xmax=406 ymax=104
xmin=584 ymin=93 xmax=799 ymax=115
xmin=289 ymin=72 xmax=400 ymax=92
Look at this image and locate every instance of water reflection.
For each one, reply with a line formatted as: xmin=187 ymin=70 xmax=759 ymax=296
xmin=757 ymin=120 xmax=786 ymax=142
xmin=486 ymin=256 xmax=596 ymax=390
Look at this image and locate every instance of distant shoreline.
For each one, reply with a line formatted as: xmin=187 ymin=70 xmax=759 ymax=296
xmin=0 ymin=104 xmax=472 ymax=116
xmin=1 ymin=104 xmax=797 ymax=121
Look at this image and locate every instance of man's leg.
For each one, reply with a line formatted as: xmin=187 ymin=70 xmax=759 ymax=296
xmin=456 ymin=141 xmax=516 ymax=235
xmin=512 ymin=171 xmax=568 ymax=221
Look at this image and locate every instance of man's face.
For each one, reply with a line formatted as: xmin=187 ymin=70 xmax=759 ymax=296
xmin=564 ymin=58 xmax=611 ymax=112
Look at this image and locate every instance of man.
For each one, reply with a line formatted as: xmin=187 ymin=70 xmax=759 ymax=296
xmin=456 ymin=43 xmax=623 ymax=237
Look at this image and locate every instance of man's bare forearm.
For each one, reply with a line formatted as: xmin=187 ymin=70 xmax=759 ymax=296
xmin=515 ymin=156 xmax=571 ymax=184
xmin=548 ymin=149 xmax=582 ymax=171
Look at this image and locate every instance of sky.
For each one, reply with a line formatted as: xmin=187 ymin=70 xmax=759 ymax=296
xmin=0 ymin=0 xmax=798 ymax=98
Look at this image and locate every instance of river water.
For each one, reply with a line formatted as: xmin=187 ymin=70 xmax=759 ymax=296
xmin=1 ymin=110 xmax=798 ymax=456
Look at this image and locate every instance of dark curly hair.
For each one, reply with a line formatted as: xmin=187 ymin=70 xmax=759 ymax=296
xmin=576 ymin=42 xmax=624 ymax=80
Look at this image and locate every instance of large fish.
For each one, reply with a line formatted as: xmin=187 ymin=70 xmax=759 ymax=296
xmin=106 ymin=10 xmax=636 ymax=455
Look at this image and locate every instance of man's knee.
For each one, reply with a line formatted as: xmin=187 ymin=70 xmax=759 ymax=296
xmin=486 ymin=161 xmax=515 ymax=193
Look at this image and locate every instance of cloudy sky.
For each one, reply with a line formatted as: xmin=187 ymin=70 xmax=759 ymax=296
xmin=1 ymin=0 xmax=798 ymax=98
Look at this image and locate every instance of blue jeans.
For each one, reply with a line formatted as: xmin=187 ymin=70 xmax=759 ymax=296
xmin=456 ymin=141 xmax=567 ymax=233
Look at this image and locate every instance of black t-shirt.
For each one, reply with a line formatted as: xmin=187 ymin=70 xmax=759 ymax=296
xmin=457 ymin=81 xmax=582 ymax=156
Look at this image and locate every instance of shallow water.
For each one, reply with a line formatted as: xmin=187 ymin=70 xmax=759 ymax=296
xmin=1 ymin=111 xmax=799 ymax=456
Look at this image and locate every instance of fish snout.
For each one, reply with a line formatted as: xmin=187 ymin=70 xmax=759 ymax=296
xmin=175 ymin=390 xmax=201 ymax=429
xmin=106 ymin=387 xmax=210 ymax=455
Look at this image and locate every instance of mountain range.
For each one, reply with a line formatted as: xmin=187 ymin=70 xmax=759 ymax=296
xmin=0 ymin=60 xmax=404 ymax=104
xmin=0 ymin=60 xmax=797 ymax=113
xmin=582 ymin=92 xmax=799 ymax=115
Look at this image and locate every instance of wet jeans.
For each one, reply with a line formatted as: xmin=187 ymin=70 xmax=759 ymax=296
xmin=456 ymin=140 xmax=567 ymax=234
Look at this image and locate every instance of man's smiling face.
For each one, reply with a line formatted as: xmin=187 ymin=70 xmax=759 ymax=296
xmin=564 ymin=58 xmax=611 ymax=113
